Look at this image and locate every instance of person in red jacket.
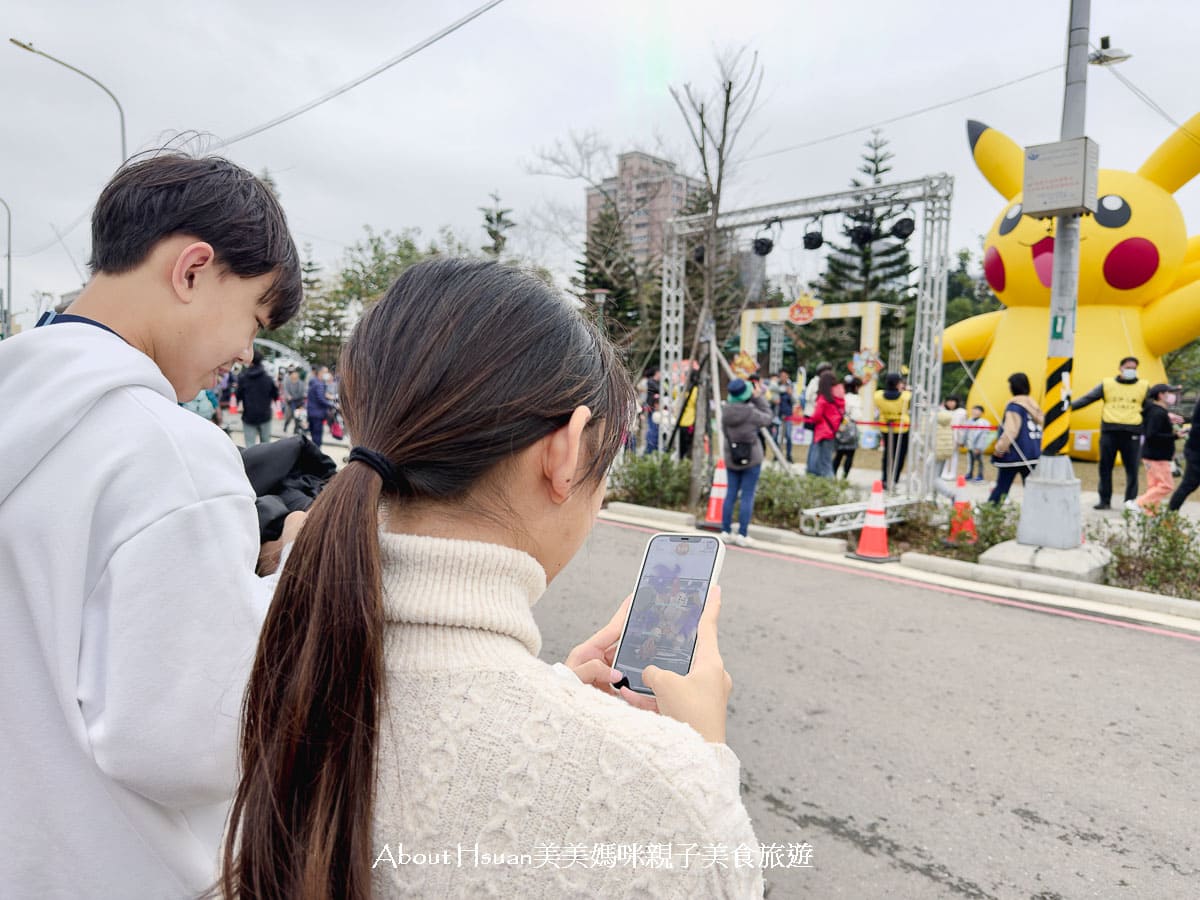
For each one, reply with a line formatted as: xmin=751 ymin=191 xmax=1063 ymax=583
xmin=806 ymin=371 xmax=845 ymax=478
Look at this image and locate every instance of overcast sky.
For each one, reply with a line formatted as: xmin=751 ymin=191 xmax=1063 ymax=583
xmin=4 ymin=0 xmax=1200 ymax=332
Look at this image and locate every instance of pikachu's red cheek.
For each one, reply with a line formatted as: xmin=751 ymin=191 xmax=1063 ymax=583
xmin=1103 ymin=238 xmax=1159 ymax=290
xmin=984 ymin=245 xmax=1006 ymax=293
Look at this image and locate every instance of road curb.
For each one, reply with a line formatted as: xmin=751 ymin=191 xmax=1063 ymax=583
xmin=598 ymin=503 xmax=1200 ymax=626
xmin=600 ymin=504 xmax=847 ymax=554
xmin=900 ymin=551 xmax=1200 ymax=622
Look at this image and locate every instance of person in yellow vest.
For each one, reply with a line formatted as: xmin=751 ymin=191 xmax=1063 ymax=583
xmin=874 ymin=372 xmax=912 ymax=490
xmin=677 ymin=385 xmax=697 ymax=459
xmin=1072 ymin=355 xmax=1149 ymax=510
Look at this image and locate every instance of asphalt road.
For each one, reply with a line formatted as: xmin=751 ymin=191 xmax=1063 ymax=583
xmin=537 ymin=520 xmax=1200 ymax=899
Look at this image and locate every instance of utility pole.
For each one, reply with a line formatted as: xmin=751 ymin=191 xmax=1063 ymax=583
xmin=1016 ymin=0 xmax=1092 ymax=549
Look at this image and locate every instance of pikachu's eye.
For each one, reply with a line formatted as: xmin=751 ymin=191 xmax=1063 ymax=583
xmin=998 ymin=203 xmax=1023 ymax=236
xmin=1096 ymin=194 xmax=1131 ymax=228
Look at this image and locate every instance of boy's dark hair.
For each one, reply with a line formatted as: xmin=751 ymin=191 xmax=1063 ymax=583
xmin=971 ymin=404 xmax=984 ymax=415
xmin=1008 ymin=372 xmax=1031 ymax=395
xmin=251 ymin=348 xmax=263 ymax=366
xmin=643 ymin=364 xmax=660 ymax=379
xmin=89 ymin=154 xmax=302 ymax=328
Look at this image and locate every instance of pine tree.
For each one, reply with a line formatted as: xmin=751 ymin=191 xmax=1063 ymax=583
xmin=480 ymin=191 xmax=516 ymax=258
xmin=807 ymin=130 xmax=917 ymax=371
xmin=576 ymin=199 xmax=641 ymax=351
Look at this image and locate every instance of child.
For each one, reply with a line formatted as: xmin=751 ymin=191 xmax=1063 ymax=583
xmin=965 ymin=405 xmax=990 ymax=482
xmin=0 ymin=154 xmax=306 ymax=896
xmin=1132 ymin=383 xmax=1182 ymax=513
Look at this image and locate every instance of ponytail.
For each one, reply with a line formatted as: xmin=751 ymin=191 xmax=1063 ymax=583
xmin=221 ymin=462 xmax=386 ymax=900
xmin=219 ymin=257 xmax=634 ymax=898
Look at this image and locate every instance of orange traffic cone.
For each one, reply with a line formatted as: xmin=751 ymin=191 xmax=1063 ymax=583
xmin=228 ymin=394 xmax=238 ymax=415
xmin=699 ymin=458 xmax=728 ymax=531
xmin=847 ymin=480 xmax=899 ymax=563
xmin=946 ymin=475 xmax=978 ymax=545
xmin=275 ymin=401 xmax=284 ymax=420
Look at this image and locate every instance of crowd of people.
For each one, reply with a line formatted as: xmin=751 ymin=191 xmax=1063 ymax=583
xmin=189 ymin=357 xmax=343 ymax=449
xmin=635 ymin=351 xmax=1200 ymax=520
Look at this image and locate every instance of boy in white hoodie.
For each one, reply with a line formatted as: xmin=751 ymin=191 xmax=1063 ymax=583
xmin=0 ymin=155 xmax=304 ymax=897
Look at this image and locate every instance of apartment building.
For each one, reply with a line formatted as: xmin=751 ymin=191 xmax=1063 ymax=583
xmin=585 ymin=151 xmax=704 ymax=268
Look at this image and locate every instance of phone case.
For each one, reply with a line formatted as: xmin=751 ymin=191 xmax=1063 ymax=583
xmin=611 ymin=533 xmax=725 ymax=695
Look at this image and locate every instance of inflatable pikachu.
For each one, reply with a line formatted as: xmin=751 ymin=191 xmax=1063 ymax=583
xmin=944 ymin=116 xmax=1200 ymax=460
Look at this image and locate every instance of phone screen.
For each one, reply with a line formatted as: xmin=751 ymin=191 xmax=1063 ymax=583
xmin=613 ymin=535 xmax=720 ymax=694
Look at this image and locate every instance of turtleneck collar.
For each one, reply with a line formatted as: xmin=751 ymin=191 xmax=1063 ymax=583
xmin=378 ymin=532 xmax=547 ymax=668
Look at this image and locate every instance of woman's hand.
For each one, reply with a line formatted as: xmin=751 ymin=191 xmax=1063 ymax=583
xmin=256 ymin=510 xmax=307 ymax=576
xmin=564 ymin=596 xmax=658 ymax=712
xmin=641 ymin=587 xmax=732 ymax=744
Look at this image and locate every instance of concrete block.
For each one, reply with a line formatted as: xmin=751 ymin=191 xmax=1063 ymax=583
xmin=748 ymin=524 xmax=846 ymax=554
xmin=978 ymin=540 xmax=1039 ymax=571
xmin=1016 ymin=456 xmax=1083 ymax=549
xmin=1030 ymin=543 xmax=1112 ymax=583
xmin=979 ymin=539 xmax=1110 ymax=583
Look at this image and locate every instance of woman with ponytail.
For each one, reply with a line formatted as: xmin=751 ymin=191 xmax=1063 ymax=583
xmin=220 ymin=259 xmax=762 ymax=899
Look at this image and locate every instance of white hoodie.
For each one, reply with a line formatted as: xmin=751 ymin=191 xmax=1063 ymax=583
xmin=0 ymin=321 xmax=276 ymax=898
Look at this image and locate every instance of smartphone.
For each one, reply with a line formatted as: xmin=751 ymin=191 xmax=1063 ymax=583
xmin=611 ymin=533 xmax=726 ymax=695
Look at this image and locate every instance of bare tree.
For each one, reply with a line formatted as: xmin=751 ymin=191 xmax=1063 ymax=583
xmin=527 ymin=131 xmax=676 ymax=360
xmin=670 ymin=47 xmax=764 ymax=507
xmin=670 ymin=47 xmax=764 ymax=360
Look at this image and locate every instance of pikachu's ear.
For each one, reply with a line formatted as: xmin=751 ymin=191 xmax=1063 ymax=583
xmin=967 ymin=120 xmax=1023 ymax=200
xmin=1138 ymin=113 xmax=1200 ymax=194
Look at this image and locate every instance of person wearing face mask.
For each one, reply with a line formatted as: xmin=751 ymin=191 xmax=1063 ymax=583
xmin=1132 ymin=384 xmax=1183 ymax=513
xmin=1072 ymin=355 xmax=1149 ymax=510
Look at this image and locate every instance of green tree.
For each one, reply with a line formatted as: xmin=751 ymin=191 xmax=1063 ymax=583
xmin=301 ymin=226 xmax=474 ymax=367
xmin=480 ymin=191 xmax=516 ymax=258
xmin=576 ymin=198 xmax=644 ymax=359
xmin=264 ymin=246 xmax=313 ymax=351
xmin=807 ymin=130 xmax=917 ymax=370
xmin=1164 ymin=339 xmax=1200 ymax=390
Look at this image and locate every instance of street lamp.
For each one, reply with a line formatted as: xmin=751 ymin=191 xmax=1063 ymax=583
xmin=9 ymin=38 xmax=127 ymax=163
xmin=591 ymin=288 xmax=610 ymax=335
xmin=0 ymin=198 xmax=10 ymax=340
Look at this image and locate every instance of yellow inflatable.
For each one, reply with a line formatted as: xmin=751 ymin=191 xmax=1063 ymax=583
xmin=944 ymin=115 xmax=1200 ymax=460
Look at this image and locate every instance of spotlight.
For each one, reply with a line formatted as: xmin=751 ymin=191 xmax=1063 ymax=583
xmin=890 ymin=217 xmax=915 ymax=239
xmin=849 ymin=225 xmax=875 ymax=247
xmin=803 ymin=231 xmax=824 ymax=250
xmin=752 ymin=236 xmax=774 ymax=256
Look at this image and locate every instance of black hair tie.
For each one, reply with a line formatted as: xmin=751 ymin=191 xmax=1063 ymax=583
xmin=347 ymin=447 xmax=404 ymax=493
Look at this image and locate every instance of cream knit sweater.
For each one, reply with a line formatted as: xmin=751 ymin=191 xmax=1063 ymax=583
xmin=371 ymin=533 xmax=764 ymax=899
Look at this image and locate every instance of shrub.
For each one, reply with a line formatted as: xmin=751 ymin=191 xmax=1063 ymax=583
xmin=606 ymin=453 xmax=693 ymax=511
xmin=880 ymin=499 xmax=1018 ymax=562
xmin=1088 ymin=510 xmax=1200 ymax=599
xmin=752 ymin=468 xmax=861 ymax=529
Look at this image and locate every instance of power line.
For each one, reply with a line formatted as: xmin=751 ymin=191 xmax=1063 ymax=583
xmin=14 ymin=0 xmax=508 ymax=258
xmin=1097 ymin=61 xmax=1200 ymax=150
xmin=745 ymin=63 xmax=1064 ymax=162
xmin=213 ymin=0 xmax=507 ymax=150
